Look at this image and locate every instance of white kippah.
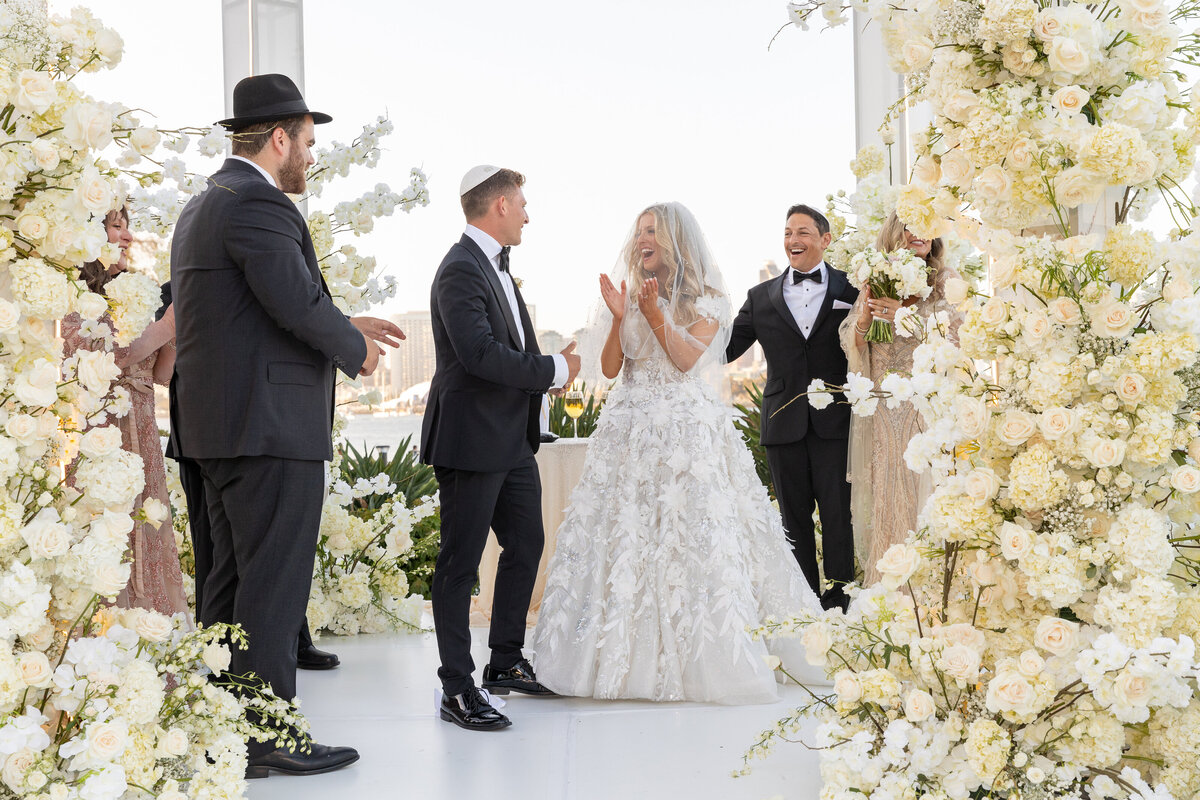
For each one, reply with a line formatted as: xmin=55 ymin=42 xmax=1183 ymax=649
xmin=459 ymin=165 xmax=501 ymax=197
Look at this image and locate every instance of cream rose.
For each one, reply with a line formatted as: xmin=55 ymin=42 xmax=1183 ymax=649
xmin=1038 ymin=407 xmax=1077 ymax=440
xmin=12 ymin=359 xmax=59 ymax=408
xmin=999 ymin=521 xmax=1033 ymax=560
xmin=5 ymin=414 xmax=37 ymax=445
xmin=1034 ymin=617 xmax=1078 ymax=656
xmin=1007 ymin=136 xmax=1038 ymax=172
xmin=28 ymin=139 xmax=58 ymax=172
xmin=1086 ymin=436 xmax=1127 ymax=468
xmin=964 ymin=468 xmax=1002 ymax=506
xmin=990 ymin=257 xmax=1019 ymax=289
xmin=1171 ymin=465 xmax=1200 ymax=494
xmin=86 ymin=721 xmax=127 ymax=762
xmin=1048 ymin=296 xmax=1083 ymax=326
xmin=1017 ymin=649 xmax=1045 ymax=678
xmin=73 ymin=350 xmax=119 ymax=396
xmin=1114 ymin=373 xmax=1146 ymax=405
xmin=974 ymin=165 xmax=1013 ymax=202
xmin=1051 ymin=85 xmax=1090 ymax=115
xmin=1164 ymin=278 xmax=1192 ymax=302
xmin=18 ymin=652 xmax=52 ymax=688
xmin=980 ymin=297 xmax=1010 ymax=327
xmin=942 ymin=89 xmax=980 ymax=123
xmin=956 ymin=395 xmax=990 ymax=440
xmin=904 ymin=689 xmax=936 ymax=722
xmin=801 ymin=621 xmax=832 ymax=666
xmin=202 ymin=642 xmax=232 ymax=674
xmin=14 ymin=70 xmax=55 ymax=115
xmin=1054 ymin=167 xmax=1104 ymax=209
xmin=0 ymin=299 xmax=19 ymax=333
xmin=940 ymin=150 xmax=974 ymax=187
xmin=901 ymin=37 xmax=934 ymax=70
xmin=20 ymin=509 xmax=70 ymax=559
xmin=986 ymin=669 xmax=1038 ymax=716
xmin=2 ymin=750 xmax=35 ymax=791
xmin=76 ymin=168 xmax=116 ymax=216
xmin=1048 ymin=37 xmax=1091 ymax=74
xmin=130 ymin=609 xmax=173 ymax=643
xmin=833 ymin=670 xmax=863 ymax=704
xmin=998 ymin=410 xmax=1037 ymax=447
xmin=159 ymin=727 xmax=189 ymax=758
xmin=79 ymin=426 xmax=123 ymax=459
xmin=92 ymin=562 xmax=130 ymax=597
xmin=16 ymin=214 xmax=48 ymax=242
xmin=1023 ymin=310 xmax=1052 ymax=341
xmin=875 ymin=543 xmax=922 ymax=589
xmin=938 ymin=644 xmax=982 ymax=681
xmin=63 ymin=103 xmax=114 ymax=151
xmin=944 ymin=277 xmax=969 ymax=305
xmin=1112 ymin=670 xmax=1151 ymax=708
xmin=912 ymin=156 xmax=941 ymax=186
xmin=74 ymin=291 xmax=108 ymax=322
xmin=128 ymin=126 xmax=161 ymax=156
xmin=1033 ymin=8 xmax=1064 ymax=40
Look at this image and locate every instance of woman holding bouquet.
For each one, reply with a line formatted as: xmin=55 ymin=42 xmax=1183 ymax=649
xmin=63 ymin=207 xmax=189 ymax=618
xmin=839 ymin=211 xmax=963 ymax=586
xmin=531 ymin=202 xmax=822 ymax=704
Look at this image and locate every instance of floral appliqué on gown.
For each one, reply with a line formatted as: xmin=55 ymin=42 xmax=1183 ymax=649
xmin=531 ymin=320 xmax=822 ymax=705
xmin=62 ymin=312 xmax=189 ymax=618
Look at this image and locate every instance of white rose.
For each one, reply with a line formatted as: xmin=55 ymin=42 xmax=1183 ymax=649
xmin=1171 ymin=465 xmax=1200 ymax=494
xmin=13 ymin=70 xmax=55 ymax=114
xmin=28 ymin=139 xmax=59 ymax=172
xmin=1090 ymin=300 xmax=1136 ymax=338
xmin=874 ymin=543 xmax=922 ymax=589
xmin=62 ymin=103 xmax=114 ymax=151
xmin=1008 ymin=137 xmax=1038 ymax=172
xmin=128 ymin=126 xmax=161 ymax=156
xmin=20 ymin=509 xmax=70 ymax=559
xmin=2 ymin=750 xmax=35 ymax=791
xmin=1048 ymin=296 xmax=1082 ymax=326
xmin=1038 ymin=407 xmax=1077 ymax=440
xmin=12 ymin=359 xmax=59 ymax=407
xmin=980 ymin=297 xmax=1009 ymax=328
xmin=998 ymin=410 xmax=1037 ymax=447
xmin=901 ymin=36 xmax=933 ymax=70
xmin=1034 ymin=617 xmax=1078 ymax=656
xmin=74 ymin=291 xmax=108 ymax=322
xmin=990 ymin=257 xmax=1019 ymax=290
xmin=16 ymin=214 xmax=48 ymax=242
xmin=76 ymin=168 xmax=116 ymax=216
xmin=938 ymin=644 xmax=981 ymax=681
xmin=1054 ymin=167 xmax=1104 ymax=209
xmin=73 ymin=349 xmax=120 ymax=395
xmin=1051 ymin=85 xmax=1090 ymax=115
xmin=942 ymin=89 xmax=980 ymax=123
xmin=1114 ymin=373 xmax=1146 ymax=405
xmin=0 ymin=300 xmax=20 ymax=333
xmin=78 ymin=426 xmax=123 ymax=459
xmin=159 ymin=727 xmax=188 ymax=758
xmin=801 ymin=622 xmax=832 ymax=666
xmin=964 ymin=468 xmax=1002 ymax=506
xmin=93 ymin=27 xmax=124 ymax=64
xmin=956 ymin=395 xmax=990 ymax=440
xmin=904 ymin=689 xmax=936 ymax=722
xmin=141 ymin=498 xmax=169 ymax=526
xmin=1017 ymin=649 xmax=1045 ymax=678
xmin=1163 ymin=278 xmax=1192 ymax=302
xmin=1086 ymin=436 xmax=1127 ymax=468
xmin=92 ymin=561 xmax=130 ymax=597
xmin=5 ymin=414 xmax=37 ymax=445
xmin=86 ymin=721 xmax=127 ymax=762
xmin=986 ymin=669 xmax=1037 ymax=715
xmin=833 ymin=670 xmax=863 ymax=704
xmin=1113 ymin=670 xmax=1151 ymax=708
xmin=974 ymin=165 xmax=1013 ymax=202
xmin=1048 ymin=37 xmax=1091 ymax=74
xmin=1034 ymin=8 xmax=1064 ymax=40
xmin=944 ymin=277 xmax=969 ymax=304
xmin=999 ymin=521 xmax=1033 ymax=560
xmin=202 ymin=642 xmax=231 ymax=674
xmin=912 ymin=156 xmax=941 ymax=186
xmin=1023 ymin=310 xmax=1052 ymax=341
xmin=940 ymin=150 xmax=974 ymax=187
xmin=18 ymin=652 xmax=53 ymax=688
xmin=130 ymin=609 xmax=173 ymax=642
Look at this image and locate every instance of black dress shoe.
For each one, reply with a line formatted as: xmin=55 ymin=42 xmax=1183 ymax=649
xmin=245 ymin=742 xmax=360 ymax=779
xmin=297 ymin=643 xmax=340 ymax=670
xmin=539 ymin=432 xmax=559 ymax=443
xmin=482 ymin=658 xmax=556 ymax=696
xmin=440 ymin=686 xmax=512 ymax=731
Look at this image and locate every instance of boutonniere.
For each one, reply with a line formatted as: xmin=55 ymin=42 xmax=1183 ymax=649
xmin=513 ymin=276 xmax=524 ymax=289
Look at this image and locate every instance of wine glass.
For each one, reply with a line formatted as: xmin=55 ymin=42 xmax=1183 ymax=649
xmin=564 ymin=388 xmax=585 ymax=438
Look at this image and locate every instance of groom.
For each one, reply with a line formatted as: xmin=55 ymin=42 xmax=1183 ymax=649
xmin=726 ymin=204 xmax=858 ymax=611
xmin=422 ymin=166 xmax=580 ymax=731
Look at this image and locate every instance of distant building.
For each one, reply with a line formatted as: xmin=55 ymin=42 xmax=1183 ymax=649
xmin=759 ymin=259 xmax=781 ymax=283
xmin=537 ymin=329 xmax=568 ymax=356
xmin=390 ymin=311 xmax=435 ymax=394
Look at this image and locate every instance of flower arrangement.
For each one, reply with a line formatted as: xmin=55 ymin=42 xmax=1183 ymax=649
xmin=848 ymin=247 xmax=932 ymax=342
xmin=749 ymin=0 xmax=1200 ymax=797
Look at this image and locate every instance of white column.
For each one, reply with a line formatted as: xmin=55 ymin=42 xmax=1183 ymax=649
xmin=221 ymin=0 xmax=307 ymax=115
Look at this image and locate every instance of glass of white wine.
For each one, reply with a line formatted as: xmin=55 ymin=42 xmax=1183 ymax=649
xmin=563 ymin=388 xmax=585 ymax=438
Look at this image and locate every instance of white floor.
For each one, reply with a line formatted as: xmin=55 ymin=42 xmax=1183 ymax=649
xmin=245 ymin=628 xmax=826 ymax=800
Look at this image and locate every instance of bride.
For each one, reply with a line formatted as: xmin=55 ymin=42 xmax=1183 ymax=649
xmin=530 ymin=202 xmax=822 ymax=705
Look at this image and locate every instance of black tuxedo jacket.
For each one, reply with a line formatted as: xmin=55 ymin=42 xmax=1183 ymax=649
xmin=726 ymin=265 xmax=859 ymax=445
xmin=168 ymin=158 xmax=366 ymax=461
xmin=421 ymin=234 xmax=556 ymax=473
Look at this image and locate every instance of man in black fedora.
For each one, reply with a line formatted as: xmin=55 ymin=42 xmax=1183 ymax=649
xmin=170 ymin=73 xmax=403 ymax=778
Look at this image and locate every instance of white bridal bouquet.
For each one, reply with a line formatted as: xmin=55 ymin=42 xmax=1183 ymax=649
xmin=848 ymin=247 xmax=932 ymax=342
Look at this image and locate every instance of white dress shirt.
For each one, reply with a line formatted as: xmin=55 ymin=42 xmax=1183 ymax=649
xmin=782 ymin=261 xmax=828 ymax=337
xmin=229 ymin=155 xmax=277 ymax=187
xmin=464 ymin=225 xmax=568 ymax=389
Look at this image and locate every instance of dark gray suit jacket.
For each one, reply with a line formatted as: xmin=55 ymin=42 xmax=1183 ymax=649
xmin=420 ymin=234 xmax=555 ymax=473
xmin=168 ymin=158 xmax=366 ymax=461
xmin=725 ymin=265 xmax=859 ymax=445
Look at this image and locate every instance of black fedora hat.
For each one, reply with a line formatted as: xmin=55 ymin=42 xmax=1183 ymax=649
xmin=217 ymin=73 xmax=332 ymax=130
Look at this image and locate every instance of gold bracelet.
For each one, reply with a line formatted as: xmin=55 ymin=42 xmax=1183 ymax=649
xmin=651 ymin=323 xmax=665 ymax=333
xmin=855 ymin=322 xmax=869 ymax=335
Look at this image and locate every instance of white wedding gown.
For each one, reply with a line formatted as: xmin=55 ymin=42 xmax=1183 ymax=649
xmin=530 ymin=341 xmax=824 ymax=705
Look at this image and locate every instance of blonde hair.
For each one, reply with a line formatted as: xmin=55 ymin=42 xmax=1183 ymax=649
xmin=877 ymin=211 xmax=944 ymax=278
xmin=623 ymin=204 xmax=714 ymax=327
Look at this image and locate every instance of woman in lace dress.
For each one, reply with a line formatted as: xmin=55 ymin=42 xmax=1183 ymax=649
xmin=63 ymin=207 xmax=189 ymax=618
xmin=838 ymin=212 xmax=963 ymax=586
xmin=530 ymin=203 xmax=822 ymax=705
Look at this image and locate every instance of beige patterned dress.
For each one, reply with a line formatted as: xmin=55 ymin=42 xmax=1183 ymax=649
xmin=63 ymin=313 xmax=190 ymax=618
xmin=838 ymin=267 xmax=963 ymax=586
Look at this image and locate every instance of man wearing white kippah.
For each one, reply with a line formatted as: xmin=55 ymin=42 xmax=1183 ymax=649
xmin=421 ymin=166 xmax=581 ymax=731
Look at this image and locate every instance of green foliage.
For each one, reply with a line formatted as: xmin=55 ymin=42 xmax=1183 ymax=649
xmin=548 ymin=386 xmax=605 ymax=438
xmin=732 ymin=381 xmax=776 ymax=501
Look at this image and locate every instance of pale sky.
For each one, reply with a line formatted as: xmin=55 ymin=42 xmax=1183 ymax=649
xmin=53 ymin=0 xmax=858 ymax=335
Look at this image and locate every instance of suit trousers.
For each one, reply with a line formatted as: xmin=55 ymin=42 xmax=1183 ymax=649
xmin=194 ymin=455 xmax=324 ymax=757
xmin=179 ymin=455 xmax=315 ymax=651
xmin=766 ymin=435 xmax=854 ymax=607
xmin=432 ymin=453 xmax=544 ymax=695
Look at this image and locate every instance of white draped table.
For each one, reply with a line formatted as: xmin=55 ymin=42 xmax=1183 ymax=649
xmin=470 ymin=438 xmax=590 ymax=627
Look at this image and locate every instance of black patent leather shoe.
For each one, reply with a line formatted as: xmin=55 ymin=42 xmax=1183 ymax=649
xmin=245 ymin=742 xmax=360 ymax=779
xmin=539 ymin=432 xmax=559 ymax=443
xmin=297 ymin=643 xmax=340 ymax=670
xmin=482 ymin=658 xmax=557 ymax=696
xmin=440 ymin=686 xmax=512 ymax=731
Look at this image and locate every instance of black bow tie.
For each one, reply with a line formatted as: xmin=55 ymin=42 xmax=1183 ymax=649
xmin=792 ymin=268 xmax=822 ymax=285
xmin=498 ymin=246 xmax=511 ymax=273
